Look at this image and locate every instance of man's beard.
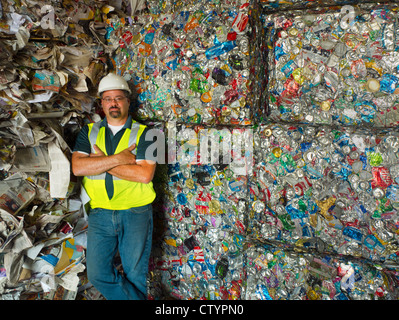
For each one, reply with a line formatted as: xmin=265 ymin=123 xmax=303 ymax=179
xmin=109 ymin=108 xmax=121 ymax=118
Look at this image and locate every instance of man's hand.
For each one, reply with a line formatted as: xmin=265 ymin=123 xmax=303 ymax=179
xmin=90 ymin=144 xmax=105 ymax=157
xmin=115 ymin=144 xmax=137 ymax=165
xmin=91 ymin=144 xmax=136 ymax=165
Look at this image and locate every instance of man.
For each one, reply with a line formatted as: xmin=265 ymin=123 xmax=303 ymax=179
xmin=72 ymin=73 xmax=157 ymax=300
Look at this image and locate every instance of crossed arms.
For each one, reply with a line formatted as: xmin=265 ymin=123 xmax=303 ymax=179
xmin=72 ymin=144 xmax=156 ymax=184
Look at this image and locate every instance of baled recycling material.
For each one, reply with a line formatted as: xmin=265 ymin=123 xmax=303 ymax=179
xmin=0 ymin=0 xmax=399 ymax=300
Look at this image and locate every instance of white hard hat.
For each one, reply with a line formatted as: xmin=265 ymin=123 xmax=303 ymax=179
xmin=98 ymin=73 xmax=131 ymax=95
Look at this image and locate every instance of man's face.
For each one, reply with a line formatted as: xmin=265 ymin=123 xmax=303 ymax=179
xmin=101 ymin=89 xmax=130 ymax=124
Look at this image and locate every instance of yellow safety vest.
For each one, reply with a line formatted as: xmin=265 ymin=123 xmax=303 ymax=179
xmin=82 ymin=119 xmax=156 ymax=210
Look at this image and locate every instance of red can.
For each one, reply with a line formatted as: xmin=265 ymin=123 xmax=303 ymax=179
xmin=232 ymin=12 xmax=249 ymax=33
xmin=119 ymin=30 xmax=133 ymax=48
xmin=371 ymin=166 xmax=392 ymax=189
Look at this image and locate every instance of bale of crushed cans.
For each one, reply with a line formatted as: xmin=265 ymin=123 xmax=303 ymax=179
xmin=249 ymin=123 xmax=399 ymax=264
xmin=244 ymin=243 xmax=399 ymax=300
xmin=263 ymin=2 xmax=399 ymax=127
xmin=148 ymin=122 xmax=250 ymax=299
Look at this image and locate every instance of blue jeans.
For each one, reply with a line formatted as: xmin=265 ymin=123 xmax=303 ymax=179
xmin=86 ymin=204 xmax=153 ymax=300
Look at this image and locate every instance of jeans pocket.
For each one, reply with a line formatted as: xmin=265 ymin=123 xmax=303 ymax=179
xmin=128 ymin=204 xmax=152 ymax=214
xmin=88 ymin=207 xmax=103 ymax=216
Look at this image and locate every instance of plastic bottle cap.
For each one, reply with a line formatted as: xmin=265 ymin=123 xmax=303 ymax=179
xmin=201 ymin=91 xmax=212 ymax=103
xmin=366 ymin=79 xmax=380 ymax=92
xmin=263 ymin=128 xmax=272 ymax=137
xmin=272 ymin=147 xmax=282 ymax=158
